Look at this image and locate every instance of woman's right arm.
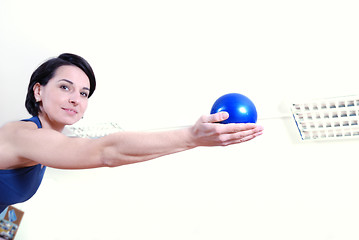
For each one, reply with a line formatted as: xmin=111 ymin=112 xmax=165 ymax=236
xmin=0 ymin=120 xmax=106 ymax=169
xmin=1 ymin=112 xmax=263 ymax=170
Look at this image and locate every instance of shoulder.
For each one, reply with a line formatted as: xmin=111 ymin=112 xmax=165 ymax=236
xmin=0 ymin=120 xmax=39 ymax=138
xmin=1 ymin=119 xmax=37 ymax=133
xmin=0 ymin=119 xmax=66 ymax=147
xmin=0 ymin=120 xmax=40 ymax=169
xmin=1 ymin=119 xmax=106 ymax=170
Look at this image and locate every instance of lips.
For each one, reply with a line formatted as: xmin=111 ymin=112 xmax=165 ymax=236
xmin=62 ymin=108 xmax=78 ymax=115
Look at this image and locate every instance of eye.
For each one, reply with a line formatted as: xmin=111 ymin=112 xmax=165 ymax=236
xmin=80 ymin=92 xmax=89 ymax=98
xmin=60 ymin=85 xmax=70 ymax=91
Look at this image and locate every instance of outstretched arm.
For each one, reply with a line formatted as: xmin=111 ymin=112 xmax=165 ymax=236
xmin=92 ymin=112 xmax=263 ymax=167
xmin=2 ymin=112 xmax=263 ymax=170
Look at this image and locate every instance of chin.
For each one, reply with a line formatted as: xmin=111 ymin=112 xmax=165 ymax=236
xmin=68 ymin=118 xmax=82 ymax=125
xmin=62 ymin=116 xmax=83 ymax=126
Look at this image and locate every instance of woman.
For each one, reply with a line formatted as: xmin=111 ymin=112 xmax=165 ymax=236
xmin=0 ymin=53 xmax=263 ymax=214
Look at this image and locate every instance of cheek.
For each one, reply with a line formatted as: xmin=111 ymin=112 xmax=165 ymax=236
xmin=42 ymin=94 xmax=61 ymax=111
xmin=81 ymin=100 xmax=89 ymax=112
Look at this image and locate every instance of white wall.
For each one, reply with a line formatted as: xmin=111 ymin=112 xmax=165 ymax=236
xmin=1 ymin=0 xmax=359 ymax=239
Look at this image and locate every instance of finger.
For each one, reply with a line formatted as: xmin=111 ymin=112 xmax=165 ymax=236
xmin=235 ymin=126 xmax=264 ymax=137
xmin=220 ymin=123 xmax=263 ymax=134
xmin=205 ymin=112 xmax=229 ymax=123
xmin=221 ymin=126 xmax=263 ymax=143
xmin=228 ymin=133 xmax=259 ymax=145
xmin=221 ymin=130 xmax=263 ymax=146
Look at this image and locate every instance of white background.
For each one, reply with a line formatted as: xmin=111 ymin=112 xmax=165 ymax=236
xmin=1 ymin=0 xmax=359 ymax=239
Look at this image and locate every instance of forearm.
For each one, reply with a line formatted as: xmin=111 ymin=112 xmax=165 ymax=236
xmin=98 ymin=112 xmax=264 ymax=167
xmin=100 ymin=128 xmax=196 ymax=167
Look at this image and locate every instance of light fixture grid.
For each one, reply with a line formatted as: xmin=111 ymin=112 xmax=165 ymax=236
xmin=291 ymin=95 xmax=359 ymax=140
xmin=65 ymin=122 xmax=123 ymax=138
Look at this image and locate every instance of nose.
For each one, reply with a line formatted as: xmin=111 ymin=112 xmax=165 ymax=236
xmin=68 ymin=97 xmax=79 ymax=105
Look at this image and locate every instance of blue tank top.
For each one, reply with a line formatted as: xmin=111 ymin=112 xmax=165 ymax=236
xmin=0 ymin=116 xmax=47 ymax=213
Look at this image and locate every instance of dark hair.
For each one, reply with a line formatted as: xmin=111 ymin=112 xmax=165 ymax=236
xmin=25 ymin=53 xmax=96 ymax=116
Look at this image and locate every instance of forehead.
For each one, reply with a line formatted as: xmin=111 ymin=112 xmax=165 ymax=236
xmin=52 ymin=65 xmax=90 ymax=87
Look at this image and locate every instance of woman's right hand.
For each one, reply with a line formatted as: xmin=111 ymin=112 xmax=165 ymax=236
xmin=189 ymin=112 xmax=264 ymax=147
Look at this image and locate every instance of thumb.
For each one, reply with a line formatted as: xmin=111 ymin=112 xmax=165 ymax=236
xmin=208 ymin=111 xmax=229 ymax=123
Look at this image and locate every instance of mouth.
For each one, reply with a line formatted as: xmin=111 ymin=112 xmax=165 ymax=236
xmin=62 ymin=108 xmax=78 ymax=115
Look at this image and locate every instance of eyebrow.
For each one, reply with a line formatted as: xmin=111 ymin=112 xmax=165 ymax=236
xmin=58 ymin=79 xmax=90 ymax=91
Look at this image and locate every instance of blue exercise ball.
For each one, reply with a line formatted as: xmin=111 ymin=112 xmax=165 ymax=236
xmin=210 ymin=93 xmax=257 ymax=124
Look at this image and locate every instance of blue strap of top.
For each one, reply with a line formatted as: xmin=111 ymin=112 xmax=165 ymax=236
xmin=0 ymin=116 xmax=46 ymax=214
xmin=24 ymin=116 xmax=42 ymax=128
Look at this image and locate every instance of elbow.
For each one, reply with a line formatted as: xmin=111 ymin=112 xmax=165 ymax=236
xmin=98 ymin=140 xmax=149 ymax=168
xmin=101 ymin=156 xmax=116 ymax=168
xmin=99 ymin=145 xmax=122 ymax=168
xmin=100 ymin=148 xmax=124 ymax=168
xmin=99 ymin=147 xmax=131 ymax=168
xmin=100 ymin=155 xmax=140 ymax=168
xmin=100 ymin=153 xmax=150 ymax=168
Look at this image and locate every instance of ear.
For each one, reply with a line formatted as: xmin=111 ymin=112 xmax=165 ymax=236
xmin=33 ymin=83 xmax=42 ymax=102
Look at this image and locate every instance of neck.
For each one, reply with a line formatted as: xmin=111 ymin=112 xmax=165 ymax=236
xmin=37 ymin=114 xmax=65 ymax=132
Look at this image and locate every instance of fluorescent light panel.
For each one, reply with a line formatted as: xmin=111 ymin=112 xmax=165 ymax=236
xmin=64 ymin=122 xmax=123 ymax=138
xmin=291 ymin=95 xmax=359 ymax=140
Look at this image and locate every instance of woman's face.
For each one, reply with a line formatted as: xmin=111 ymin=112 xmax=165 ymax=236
xmin=34 ymin=65 xmax=90 ymax=129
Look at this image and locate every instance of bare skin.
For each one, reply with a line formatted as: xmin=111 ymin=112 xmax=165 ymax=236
xmin=0 ymin=65 xmax=263 ymax=170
